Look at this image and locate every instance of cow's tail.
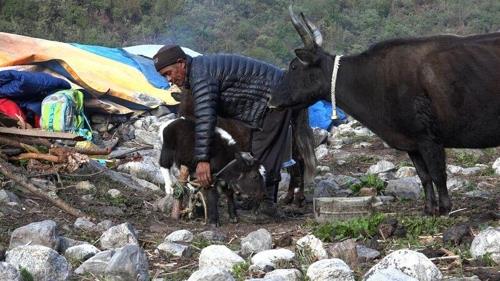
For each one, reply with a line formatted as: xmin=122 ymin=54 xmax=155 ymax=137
xmin=292 ymin=108 xmax=316 ymax=184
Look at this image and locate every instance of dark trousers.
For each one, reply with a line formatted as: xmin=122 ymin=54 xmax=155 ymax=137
xmin=251 ymin=109 xmax=293 ymax=202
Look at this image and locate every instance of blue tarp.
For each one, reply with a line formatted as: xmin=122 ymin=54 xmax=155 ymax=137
xmin=309 ymin=100 xmax=347 ymax=129
xmin=71 ymin=43 xmax=170 ymax=90
xmin=0 ymin=70 xmax=71 ymax=114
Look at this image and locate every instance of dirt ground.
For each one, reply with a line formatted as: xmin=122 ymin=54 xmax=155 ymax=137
xmin=0 ymin=136 xmax=499 ymax=280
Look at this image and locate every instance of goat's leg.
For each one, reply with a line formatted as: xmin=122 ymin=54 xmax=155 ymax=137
xmin=224 ymin=189 xmax=239 ymax=224
xmin=408 ymin=151 xmax=438 ymax=215
xmin=204 ymin=188 xmax=220 ymax=227
xmin=291 ymin=159 xmax=305 ymax=207
xmin=160 ymin=167 xmax=175 ymax=195
xmin=417 ymin=143 xmax=451 ymax=215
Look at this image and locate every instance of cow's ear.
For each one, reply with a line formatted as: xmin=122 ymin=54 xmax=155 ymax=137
xmin=295 ymin=48 xmax=316 ymax=65
xmin=172 ymin=92 xmax=182 ymax=102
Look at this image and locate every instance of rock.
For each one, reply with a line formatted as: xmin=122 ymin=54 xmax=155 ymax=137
xmin=96 ymin=220 xmax=114 ymax=232
xmin=395 ymin=167 xmax=417 ymax=178
xmin=315 ymin=144 xmax=329 ymax=161
xmin=65 ymin=244 xmax=100 ymax=262
xmin=316 ymin=166 xmax=331 ymax=173
xmin=367 ymin=160 xmax=396 ymax=174
xmin=470 ymin=227 xmax=500 ymax=264
xmin=265 ymin=268 xmax=303 ymax=281
xmin=165 ymin=229 xmax=194 ymax=243
xmin=460 ymin=167 xmax=482 ymax=176
xmin=99 ymin=222 xmax=139 ymax=250
xmin=359 ymin=187 xmax=377 ymax=196
xmin=296 ymin=234 xmax=328 ymax=261
xmin=447 ymin=178 xmax=469 ymax=192
xmin=57 ymin=237 xmax=88 ymax=254
xmin=157 ymin=241 xmax=192 ymax=258
xmin=9 ymin=220 xmax=59 ymax=250
xmin=74 ymin=217 xmax=97 ymax=232
xmin=274 ymin=233 xmax=293 ymax=248
xmin=251 ymin=249 xmax=295 ymax=270
xmin=107 ymin=189 xmax=122 ymax=198
xmin=117 ymin=156 xmax=163 ymax=184
xmin=105 ymin=244 xmax=149 ymax=281
xmin=199 ymin=245 xmax=244 ymax=272
xmin=327 ymin=239 xmax=357 ymax=267
xmin=443 ymin=224 xmax=472 ymax=246
xmin=314 ymin=177 xmax=340 ymax=197
xmin=465 ymin=190 xmax=491 ymax=199
xmin=306 ymin=258 xmax=355 ymax=281
xmin=241 ymin=228 xmax=273 ymax=256
xmin=0 ymin=245 xmax=5 ymax=260
xmin=74 ymin=249 xmax=115 ymax=276
xmin=363 ymin=249 xmax=442 ymax=281
xmin=364 ymin=268 xmax=418 ymax=281
xmin=188 ymin=267 xmax=235 ymax=281
xmin=313 ymin=128 xmax=329 ymax=146
xmin=75 ymin=181 xmax=95 ymax=191
xmin=442 ymin=276 xmax=481 ymax=281
xmin=153 ymin=194 xmax=174 ymax=213
xmin=0 ymin=190 xmax=20 ymax=204
xmin=0 ymin=262 xmax=20 ymax=281
xmin=6 ymin=245 xmax=70 ymax=281
xmin=356 ymin=245 xmax=380 ymax=262
xmin=492 ymin=157 xmax=500 ymax=175
xmin=385 ymin=178 xmax=422 ymax=200
xmin=330 ymin=149 xmax=353 ymax=165
xmin=197 ymin=230 xmax=226 ymax=242
xmin=100 ymin=206 xmax=125 ymax=216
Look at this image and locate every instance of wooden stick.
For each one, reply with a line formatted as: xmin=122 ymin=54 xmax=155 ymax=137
xmin=0 ymin=127 xmax=84 ymax=141
xmin=0 ymin=156 xmax=86 ymax=218
xmin=11 ymin=153 xmax=63 ymax=163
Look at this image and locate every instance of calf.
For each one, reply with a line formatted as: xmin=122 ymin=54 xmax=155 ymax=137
xmin=159 ymin=117 xmax=266 ymax=226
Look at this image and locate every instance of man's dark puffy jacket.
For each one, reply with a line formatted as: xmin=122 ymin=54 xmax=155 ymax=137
xmin=186 ymin=54 xmax=283 ymax=162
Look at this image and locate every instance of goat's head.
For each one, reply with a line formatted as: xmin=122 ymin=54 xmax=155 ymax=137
xmin=217 ymin=152 xmax=266 ymax=201
xmin=270 ymin=6 xmax=334 ymax=109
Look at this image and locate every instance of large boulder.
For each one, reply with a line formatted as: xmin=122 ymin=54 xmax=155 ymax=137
xmin=74 ymin=249 xmax=115 ymax=277
xmin=251 ymin=249 xmax=295 ymax=270
xmin=296 ymin=234 xmax=328 ymax=260
xmin=241 ymin=229 xmax=273 ymax=256
xmin=265 ymin=269 xmax=303 ymax=281
xmin=363 ymin=249 xmax=442 ymax=281
xmin=64 ymin=244 xmax=100 ymax=263
xmin=364 ymin=268 xmax=418 ymax=281
xmin=6 ymin=245 xmax=71 ymax=281
xmin=470 ymin=227 xmax=500 ymax=264
xmin=105 ymin=244 xmax=150 ymax=281
xmin=9 ymin=220 xmax=59 ymax=250
xmin=385 ymin=178 xmax=422 ymax=200
xmin=306 ymin=258 xmax=355 ymax=281
xmin=165 ymin=229 xmax=194 ymax=243
xmin=99 ymin=222 xmax=139 ymax=250
xmin=0 ymin=262 xmax=20 ymax=281
xmin=199 ymin=245 xmax=244 ymax=272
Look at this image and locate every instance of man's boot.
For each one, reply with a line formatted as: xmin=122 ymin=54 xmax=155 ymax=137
xmin=252 ymin=184 xmax=285 ymax=222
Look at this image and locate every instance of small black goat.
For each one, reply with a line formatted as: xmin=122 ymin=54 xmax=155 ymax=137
xmin=159 ymin=117 xmax=266 ymax=226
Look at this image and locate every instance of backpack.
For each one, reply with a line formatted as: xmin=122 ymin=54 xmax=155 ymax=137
xmin=41 ymin=89 xmax=92 ymax=140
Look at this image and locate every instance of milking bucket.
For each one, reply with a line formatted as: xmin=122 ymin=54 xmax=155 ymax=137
xmin=313 ymin=196 xmax=376 ymax=222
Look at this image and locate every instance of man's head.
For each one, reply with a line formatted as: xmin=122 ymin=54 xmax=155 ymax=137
xmin=154 ymin=44 xmax=187 ymax=87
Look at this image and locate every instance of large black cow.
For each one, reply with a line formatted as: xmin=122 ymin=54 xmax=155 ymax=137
xmin=270 ymin=7 xmax=500 ymax=215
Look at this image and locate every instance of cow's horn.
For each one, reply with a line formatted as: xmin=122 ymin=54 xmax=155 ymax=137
xmin=289 ymin=5 xmax=314 ymax=49
xmin=301 ymin=13 xmax=323 ymax=47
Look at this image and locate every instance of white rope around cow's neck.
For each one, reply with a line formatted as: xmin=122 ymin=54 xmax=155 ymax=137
xmin=331 ymin=55 xmax=342 ymax=120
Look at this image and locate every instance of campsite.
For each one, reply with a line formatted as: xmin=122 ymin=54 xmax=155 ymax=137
xmin=0 ymin=1 xmax=499 ymax=281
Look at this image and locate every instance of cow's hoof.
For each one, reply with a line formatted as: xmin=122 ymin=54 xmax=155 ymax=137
xmin=281 ymin=195 xmax=294 ymax=205
xmin=439 ymin=205 xmax=452 ymax=216
xmin=229 ymin=217 xmax=239 ymax=224
xmin=424 ymin=205 xmax=439 ymax=216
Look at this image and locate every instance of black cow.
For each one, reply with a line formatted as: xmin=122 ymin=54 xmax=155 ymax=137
xmin=159 ymin=117 xmax=266 ymax=226
xmin=270 ymin=7 xmax=500 ymax=215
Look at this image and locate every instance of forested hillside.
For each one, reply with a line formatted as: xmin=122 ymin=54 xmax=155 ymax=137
xmin=1 ymin=0 xmax=498 ymax=67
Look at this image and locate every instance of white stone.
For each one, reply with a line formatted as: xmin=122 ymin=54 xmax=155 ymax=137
xmin=117 ymin=155 xmax=164 ymax=184
xmin=265 ymin=269 xmax=302 ymax=281
xmin=470 ymin=227 xmax=500 ymax=264
xmin=157 ymin=241 xmax=191 ymax=258
xmin=74 ymin=249 xmax=115 ymax=276
xmin=0 ymin=262 xmax=20 ymax=281
xmin=492 ymin=157 xmax=500 ymax=175
xmin=75 ymin=181 xmax=95 ymax=191
xmin=199 ymin=245 xmax=244 ymax=272
xmin=447 ymin=178 xmax=469 ymax=192
xmin=315 ymin=144 xmax=329 ymax=161
xmin=306 ymin=258 xmax=355 ymax=281
xmin=99 ymin=222 xmax=139 ymax=250
xmin=165 ymin=229 xmax=194 ymax=243
xmin=9 ymin=220 xmax=59 ymax=250
xmin=65 ymin=244 xmax=100 ymax=262
xmin=363 ymin=249 xmax=442 ymax=281
xmin=241 ymin=229 xmax=273 ymax=256
xmin=395 ymin=167 xmax=416 ymax=178
xmin=74 ymin=217 xmax=97 ymax=232
xmin=6 ymin=245 xmax=71 ymax=281
xmin=96 ymin=220 xmax=114 ymax=232
xmin=107 ymin=189 xmax=122 ymax=198
xmin=296 ymin=234 xmax=328 ymax=260
xmin=104 ymin=244 xmax=149 ymax=281
xmin=386 ymin=178 xmax=422 ymax=200
xmin=188 ymin=267 xmax=235 ymax=281
xmin=251 ymin=249 xmax=295 ymax=270
xmin=447 ymin=165 xmax=464 ymax=174
xmin=364 ymin=268 xmax=418 ymax=281
xmin=367 ymin=160 xmax=396 ymax=174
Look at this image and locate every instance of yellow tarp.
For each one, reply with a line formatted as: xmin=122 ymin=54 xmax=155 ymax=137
xmin=0 ymin=32 xmax=178 ymax=108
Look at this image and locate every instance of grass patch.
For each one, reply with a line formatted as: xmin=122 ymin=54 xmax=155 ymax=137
xmin=191 ymin=237 xmax=211 ymax=250
xmin=312 ymin=213 xmax=386 ymax=242
xmin=19 ymin=266 xmax=34 ymax=281
xmin=350 ymin=174 xmax=386 ymax=194
xmin=232 ymin=262 xmax=250 ymax=281
xmin=478 ymin=166 xmax=496 ymax=176
xmin=400 ymin=215 xmax=457 ymax=239
xmin=452 ymin=151 xmax=480 ymax=167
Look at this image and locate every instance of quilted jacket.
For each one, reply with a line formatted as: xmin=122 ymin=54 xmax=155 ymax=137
xmin=186 ymin=54 xmax=283 ymax=162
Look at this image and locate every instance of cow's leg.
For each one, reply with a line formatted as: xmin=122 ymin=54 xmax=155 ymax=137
xmin=283 ymin=170 xmax=295 ymax=205
xmin=224 ymin=189 xmax=238 ymax=223
xmin=204 ymin=188 xmax=220 ymax=227
xmin=417 ymin=142 xmax=451 ymax=215
xmin=408 ymin=151 xmax=438 ymax=215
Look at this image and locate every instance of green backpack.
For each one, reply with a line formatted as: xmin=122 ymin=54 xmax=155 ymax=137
xmin=41 ymin=89 xmax=92 ymax=140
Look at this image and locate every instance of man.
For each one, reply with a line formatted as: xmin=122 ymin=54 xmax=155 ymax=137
xmin=154 ymin=44 xmax=294 ymax=219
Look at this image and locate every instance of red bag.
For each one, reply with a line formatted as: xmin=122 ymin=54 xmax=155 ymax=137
xmin=0 ymin=98 xmax=26 ymax=123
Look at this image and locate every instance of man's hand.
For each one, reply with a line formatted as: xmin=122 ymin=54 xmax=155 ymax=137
xmin=196 ymin=161 xmax=212 ymax=188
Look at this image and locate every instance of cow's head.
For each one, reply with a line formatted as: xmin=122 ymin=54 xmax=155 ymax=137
xmin=217 ymin=152 xmax=266 ymax=202
xmin=270 ymin=6 xmax=333 ymax=109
